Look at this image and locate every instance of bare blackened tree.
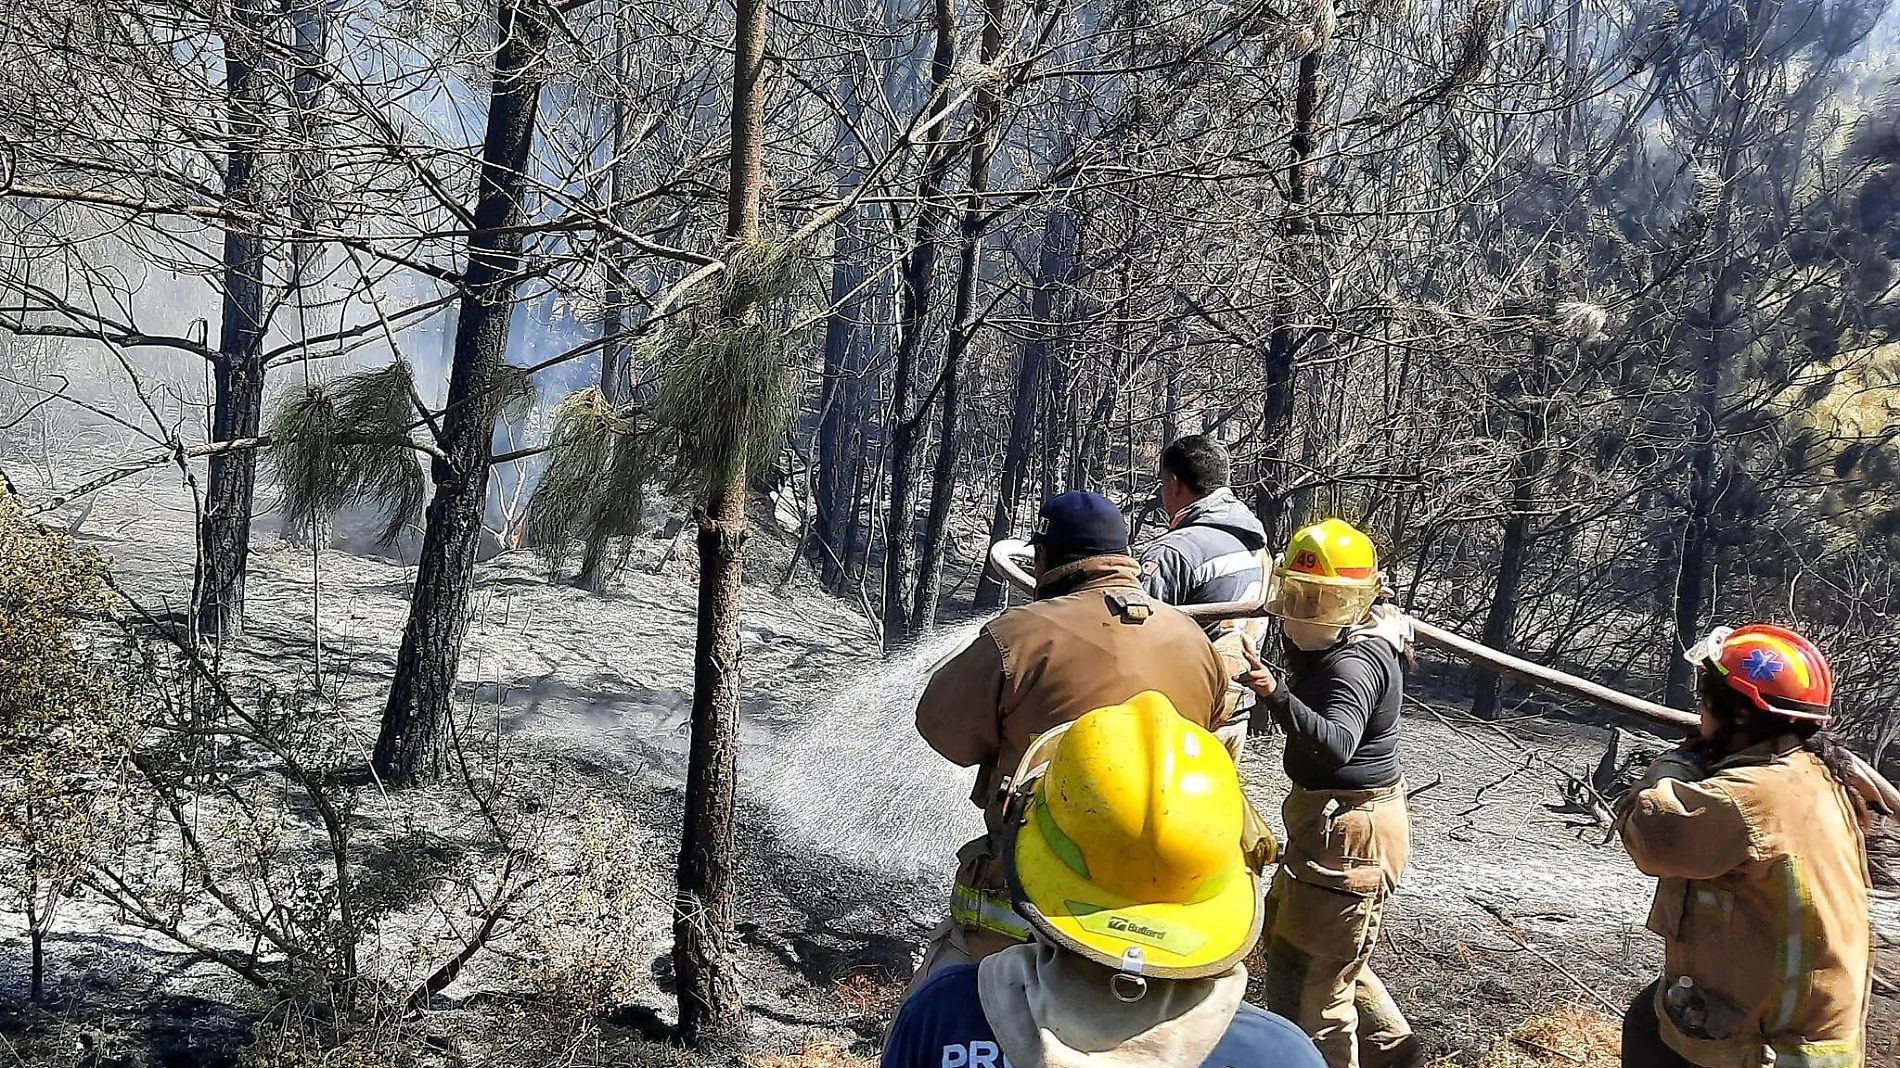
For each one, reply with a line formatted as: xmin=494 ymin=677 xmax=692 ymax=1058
xmin=195 ymin=0 xmax=279 ymax=639
xmin=879 ymin=0 xmax=960 ymax=650
xmin=1643 ymin=0 xmax=1882 ymax=706
xmin=373 ymin=0 xmax=553 ymax=785
xmin=913 ymin=0 xmax=1008 ymax=629
xmin=811 ymin=42 xmax=878 ymax=595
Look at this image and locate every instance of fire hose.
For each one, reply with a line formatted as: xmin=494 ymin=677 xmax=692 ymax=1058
xmin=987 ymin=540 xmax=1900 ymax=815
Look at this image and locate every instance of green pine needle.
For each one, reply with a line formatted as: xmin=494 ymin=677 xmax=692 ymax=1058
xmin=270 ymin=361 xmax=427 ymax=546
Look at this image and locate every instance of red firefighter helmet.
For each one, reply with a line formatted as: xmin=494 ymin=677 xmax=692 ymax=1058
xmin=1684 ymin=623 xmax=1835 ymax=722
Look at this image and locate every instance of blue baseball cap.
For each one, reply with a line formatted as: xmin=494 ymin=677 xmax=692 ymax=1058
xmin=1030 ymin=491 xmax=1129 ymax=557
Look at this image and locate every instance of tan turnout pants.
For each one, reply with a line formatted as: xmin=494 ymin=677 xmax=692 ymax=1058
xmin=1256 ymin=782 xmax=1415 ymax=1068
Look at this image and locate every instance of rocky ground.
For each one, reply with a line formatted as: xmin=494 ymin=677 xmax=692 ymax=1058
xmin=1 ymin=460 xmax=1895 ymax=1066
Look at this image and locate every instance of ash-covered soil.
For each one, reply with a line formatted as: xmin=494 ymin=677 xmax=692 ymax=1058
xmin=2 ymin=462 xmax=1895 ymax=1066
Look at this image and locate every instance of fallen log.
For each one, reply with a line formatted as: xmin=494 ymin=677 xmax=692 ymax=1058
xmin=983 ymin=539 xmax=1900 ymax=815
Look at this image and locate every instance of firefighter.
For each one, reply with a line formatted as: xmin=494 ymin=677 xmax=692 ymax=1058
xmin=884 ymin=694 xmax=1327 ymax=1068
xmin=1617 ymin=624 xmax=1873 ymax=1068
xmin=911 ymin=490 xmax=1233 ymax=988
xmin=1232 ymin=518 xmax=1422 ymax=1068
xmin=1140 ymin=434 xmax=1271 ymax=758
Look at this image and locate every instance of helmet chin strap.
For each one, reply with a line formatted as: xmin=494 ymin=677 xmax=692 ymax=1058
xmin=1284 ymin=619 xmax=1345 ymax=651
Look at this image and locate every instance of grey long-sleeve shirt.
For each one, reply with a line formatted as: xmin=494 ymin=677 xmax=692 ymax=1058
xmin=1263 ymin=636 xmax=1404 ymax=791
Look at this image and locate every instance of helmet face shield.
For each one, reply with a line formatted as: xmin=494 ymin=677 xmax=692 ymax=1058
xmin=1683 ymin=626 xmax=1736 ymax=671
xmin=1263 ymin=569 xmax=1380 ymax=627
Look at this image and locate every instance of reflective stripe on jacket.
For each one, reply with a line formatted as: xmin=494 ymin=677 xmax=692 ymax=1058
xmin=1140 ymin=487 xmax=1268 ymax=641
xmin=1617 ymin=738 xmax=1872 ymax=1068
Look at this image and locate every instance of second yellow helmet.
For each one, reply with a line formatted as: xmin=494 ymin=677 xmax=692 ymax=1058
xmin=1263 ymin=518 xmax=1381 ymax=626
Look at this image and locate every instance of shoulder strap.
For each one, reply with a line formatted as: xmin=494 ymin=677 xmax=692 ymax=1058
xmin=1104 ymin=589 xmax=1153 ymax=624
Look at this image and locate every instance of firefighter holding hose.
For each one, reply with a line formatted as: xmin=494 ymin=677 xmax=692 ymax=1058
xmin=1232 ymin=518 xmax=1423 ymax=1068
xmin=910 ymin=491 xmax=1234 ymax=989
xmin=1616 ymin=624 xmax=1873 ymax=1068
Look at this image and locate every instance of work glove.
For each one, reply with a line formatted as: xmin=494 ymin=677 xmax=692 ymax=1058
xmin=1365 ymin=602 xmax=1413 ymax=644
xmin=1637 ymin=747 xmax=1708 ymax=791
xmin=1613 ymin=746 xmax=1707 ymax=824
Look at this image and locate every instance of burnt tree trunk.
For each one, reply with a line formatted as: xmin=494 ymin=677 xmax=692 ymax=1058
xmin=813 ymin=63 xmax=871 ymax=594
xmin=674 ymin=480 xmax=748 ymax=1047
xmin=881 ymin=0 xmax=958 ymax=651
xmin=1043 ymin=344 xmax=1070 ymax=499
xmin=1473 ymin=368 xmax=1547 ymax=720
xmin=1667 ymin=53 xmax=1751 ymax=709
xmin=195 ymin=3 xmax=274 ymax=640
xmin=285 ymin=0 xmax=328 ymax=261
xmin=913 ymin=0 xmax=1005 ymax=630
xmin=975 ymin=208 xmax=1075 ymax=609
xmin=672 ymin=0 xmax=768 ymax=1047
xmin=24 ymin=840 xmax=42 ymax=1002
xmin=596 ymin=0 xmax=635 ymax=409
xmin=576 ymin=0 xmax=639 ymax=592
xmin=1254 ymin=47 xmax=1321 ymax=546
xmin=374 ymin=0 xmax=549 ymax=786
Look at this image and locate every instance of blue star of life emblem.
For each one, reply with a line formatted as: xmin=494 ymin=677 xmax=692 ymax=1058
xmin=1740 ymin=648 xmax=1783 ymax=683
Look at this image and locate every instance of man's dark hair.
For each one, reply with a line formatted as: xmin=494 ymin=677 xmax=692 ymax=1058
xmin=1159 ymin=435 xmax=1231 ymax=496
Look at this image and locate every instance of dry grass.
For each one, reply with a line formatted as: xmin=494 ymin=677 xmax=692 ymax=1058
xmin=832 ymin=972 xmax=905 ymax=1017
xmin=751 ymin=1039 xmax=876 ymax=1068
xmin=1431 ymin=1006 xmax=1621 ymax=1068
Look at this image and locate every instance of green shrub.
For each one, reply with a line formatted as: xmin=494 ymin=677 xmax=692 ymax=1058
xmin=0 ymin=482 xmax=133 ymax=1000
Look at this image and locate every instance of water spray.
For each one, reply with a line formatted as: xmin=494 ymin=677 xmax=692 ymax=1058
xmin=754 ymin=623 xmax=986 ymax=875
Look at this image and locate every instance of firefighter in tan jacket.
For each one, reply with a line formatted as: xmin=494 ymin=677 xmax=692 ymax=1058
xmin=1617 ymin=624 xmax=1873 ymax=1068
xmin=911 ymin=490 xmax=1232 ymax=988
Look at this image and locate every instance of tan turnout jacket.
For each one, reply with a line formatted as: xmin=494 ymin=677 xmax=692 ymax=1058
xmin=1618 ymin=737 xmax=1872 ymax=1068
xmin=915 ymin=554 xmax=1228 ymax=833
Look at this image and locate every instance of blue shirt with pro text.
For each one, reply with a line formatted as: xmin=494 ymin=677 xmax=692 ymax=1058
xmin=881 ymin=964 xmax=1328 ymax=1068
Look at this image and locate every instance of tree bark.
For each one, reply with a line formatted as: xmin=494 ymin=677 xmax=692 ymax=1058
xmin=598 ymin=0 xmax=635 ymax=409
xmin=913 ymin=0 xmax=1006 ymax=630
xmin=195 ymin=1 xmax=274 ymax=640
xmin=25 ymin=855 xmax=42 ymax=1002
xmin=374 ymin=0 xmax=549 ymax=786
xmin=881 ymin=0 xmax=958 ymax=651
xmin=974 ymin=208 xmax=1074 ymax=608
xmin=813 ymin=63 xmax=871 ymax=594
xmin=1667 ymin=48 xmax=1752 ymax=709
xmin=286 ymin=0 xmax=328 ymax=265
xmin=1473 ymin=385 xmax=1546 ymax=720
xmin=1254 ymin=48 xmax=1321 ymax=546
xmin=674 ymin=480 xmax=747 ymax=1048
xmin=672 ymin=0 xmax=767 ymax=1046
xmin=576 ymin=0 xmax=639 ymax=593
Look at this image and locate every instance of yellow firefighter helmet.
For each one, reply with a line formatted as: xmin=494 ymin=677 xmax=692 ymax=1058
xmin=1263 ymin=518 xmax=1382 ymax=626
xmin=1001 ymin=692 xmax=1262 ymax=981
